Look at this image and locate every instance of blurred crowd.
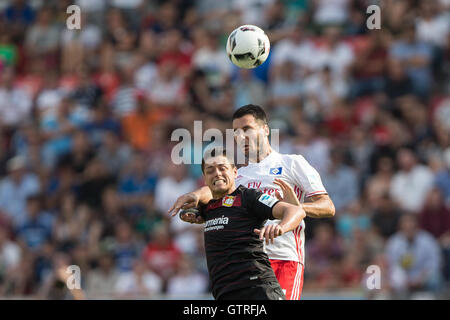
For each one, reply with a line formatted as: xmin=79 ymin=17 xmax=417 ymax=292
xmin=0 ymin=0 xmax=449 ymax=299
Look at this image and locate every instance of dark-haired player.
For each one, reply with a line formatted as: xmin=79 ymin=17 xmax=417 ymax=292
xmin=180 ymin=148 xmax=305 ymax=300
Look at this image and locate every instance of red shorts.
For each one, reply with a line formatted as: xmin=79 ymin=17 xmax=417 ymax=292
xmin=269 ymin=259 xmax=304 ymax=300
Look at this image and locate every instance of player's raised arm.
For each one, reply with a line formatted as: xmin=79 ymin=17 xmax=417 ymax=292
xmin=302 ymin=193 xmax=335 ymax=218
xmin=254 ymin=201 xmax=305 ymax=245
xmin=289 ymin=155 xmax=336 ymax=218
xmin=168 ymin=186 xmax=213 ymax=217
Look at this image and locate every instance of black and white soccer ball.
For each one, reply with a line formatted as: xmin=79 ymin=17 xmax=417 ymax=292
xmin=226 ymin=25 xmax=270 ymax=69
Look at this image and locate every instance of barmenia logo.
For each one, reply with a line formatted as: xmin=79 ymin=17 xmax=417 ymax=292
xmin=204 ymin=215 xmax=229 ymax=232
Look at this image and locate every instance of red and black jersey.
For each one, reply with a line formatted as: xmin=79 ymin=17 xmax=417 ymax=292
xmin=199 ymin=185 xmax=281 ymax=299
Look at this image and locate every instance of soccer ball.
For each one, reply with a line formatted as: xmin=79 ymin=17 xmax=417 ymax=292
xmin=226 ymin=25 xmax=270 ymax=69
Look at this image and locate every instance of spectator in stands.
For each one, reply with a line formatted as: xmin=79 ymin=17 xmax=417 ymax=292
xmin=70 ymin=68 xmax=104 ymax=110
xmin=16 ymin=194 xmax=53 ymax=251
xmin=349 ymin=30 xmax=388 ymax=98
xmin=268 ymin=59 xmax=303 ymax=122
xmin=419 ymin=188 xmax=450 ymax=239
xmin=118 ymin=152 xmax=157 ymax=214
xmin=313 ymin=26 xmax=354 ymax=78
xmin=366 ymin=156 xmax=395 ymax=208
xmin=154 ymin=162 xmax=196 ymax=214
xmin=415 ymin=1 xmax=449 ymax=49
xmin=390 ymin=23 xmax=434 ymax=98
xmin=142 ymin=224 xmax=181 ymax=283
xmin=114 ymin=258 xmax=162 ymax=299
xmin=271 ymin=22 xmax=314 ymax=77
xmin=306 ymin=223 xmax=344 ymax=289
xmin=312 ymin=0 xmax=350 ymax=27
xmin=386 ymin=214 xmax=442 ymax=298
xmin=435 ymin=148 xmax=450 ymax=205
xmin=111 ymin=65 xmax=138 ymax=117
xmin=336 ymin=200 xmax=370 ymax=242
xmin=371 ymin=193 xmax=402 ymax=240
xmin=97 ymin=130 xmax=132 ymax=176
xmin=86 ymin=252 xmax=119 ymax=299
xmin=390 ymin=148 xmax=435 ymax=214
xmin=4 ymin=0 xmax=36 ymax=41
xmin=110 ymin=221 xmax=143 ymax=273
xmin=166 ymin=254 xmax=208 ymax=298
xmin=40 ymin=98 xmax=87 ymax=165
xmin=322 ymin=148 xmax=359 ymax=213
xmin=121 ymin=92 xmax=165 ymax=151
xmin=24 ymin=6 xmax=60 ymax=68
xmin=289 ymin=119 xmax=330 ymax=175
xmin=0 ymin=67 xmax=33 ymax=129
xmin=0 ymin=225 xmax=22 ymax=279
xmin=0 ymin=33 xmax=19 ymax=68
xmin=303 ymin=65 xmax=349 ymax=117
xmin=147 ymin=60 xmax=184 ymax=112
xmin=83 ymin=102 xmax=121 ymax=147
xmin=192 ymin=28 xmax=231 ymax=88
xmin=233 ymin=68 xmax=267 ymax=110
xmin=0 ymin=156 xmax=40 ymax=227
xmin=383 ymin=59 xmax=415 ymax=100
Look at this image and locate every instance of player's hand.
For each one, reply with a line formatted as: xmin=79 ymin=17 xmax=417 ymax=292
xmin=168 ymin=192 xmax=200 ymax=217
xmin=273 ymin=178 xmax=301 ymax=206
xmin=179 ymin=208 xmax=205 ymax=224
xmin=254 ymin=224 xmax=284 ymax=245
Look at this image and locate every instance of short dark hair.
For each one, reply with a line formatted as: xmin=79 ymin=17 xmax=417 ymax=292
xmin=232 ymin=104 xmax=268 ymax=125
xmin=201 ymin=147 xmax=235 ymax=173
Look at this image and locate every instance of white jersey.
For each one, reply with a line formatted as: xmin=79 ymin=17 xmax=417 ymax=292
xmin=236 ymin=150 xmax=327 ymax=264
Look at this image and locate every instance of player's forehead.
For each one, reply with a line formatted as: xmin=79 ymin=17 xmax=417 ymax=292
xmin=204 ymin=155 xmax=232 ymax=168
xmin=232 ymin=114 xmax=263 ymax=130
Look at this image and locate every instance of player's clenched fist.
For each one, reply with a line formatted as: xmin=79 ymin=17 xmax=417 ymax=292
xmin=168 ymin=192 xmax=200 ymax=217
xmin=254 ymin=224 xmax=284 ymax=245
xmin=179 ymin=208 xmax=205 ymax=224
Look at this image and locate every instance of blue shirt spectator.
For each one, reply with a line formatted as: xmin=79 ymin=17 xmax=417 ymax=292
xmin=390 ymin=27 xmax=434 ymax=97
xmin=118 ymin=153 xmax=157 ymax=214
xmin=16 ymin=194 xmax=53 ymax=250
xmin=337 ymin=201 xmax=371 ymax=240
xmin=0 ymin=157 xmax=40 ymax=227
xmin=386 ymin=214 xmax=442 ymax=297
xmin=4 ymin=0 xmax=35 ymax=26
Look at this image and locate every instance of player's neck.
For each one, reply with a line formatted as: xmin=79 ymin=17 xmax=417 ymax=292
xmin=212 ymin=183 xmax=236 ymax=199
xmin=248 ymin=145 xmax=273 ymax=164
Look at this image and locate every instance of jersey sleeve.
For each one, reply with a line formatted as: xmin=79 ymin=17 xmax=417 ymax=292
xmin=289 ymin=154 xmax=327 ymax=198
xmin=243 ymin=188 xmax=279 ymax=221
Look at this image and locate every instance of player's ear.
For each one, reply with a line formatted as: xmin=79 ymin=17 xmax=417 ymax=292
xmin=263 ymin=123 xmax=270 ymax=137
